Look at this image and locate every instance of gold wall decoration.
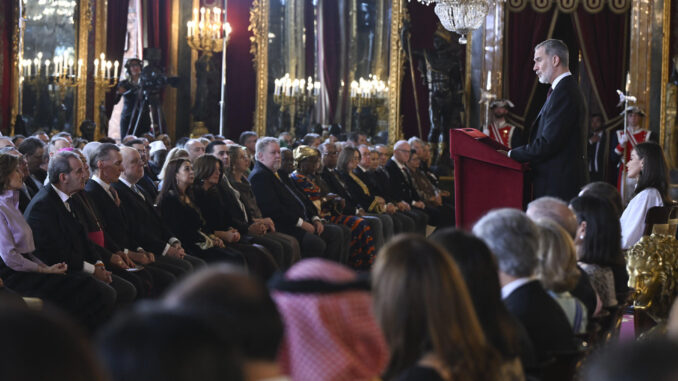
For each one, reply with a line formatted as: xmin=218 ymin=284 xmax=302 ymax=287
xmin=387 ymin=0 xmax=405 ymax=144
xmin=506 ymin=0 xmax=631 ymax=13
xmin=10 ymin=1 xmax=21 ymax=135
xmin=249 ymin=0 xmax=269 ymax=137
xmin=92 ymin=0 xmax=106 ymax=140
xmin=76 ymin=0 xmax=93 ymax=132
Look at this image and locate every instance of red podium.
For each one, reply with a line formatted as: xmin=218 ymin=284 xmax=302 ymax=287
xmin=450 ymin=128 xmax=529 ymax=230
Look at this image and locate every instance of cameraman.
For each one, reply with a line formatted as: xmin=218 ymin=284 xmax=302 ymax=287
xmin=116 ymin=58 xmax=143 ymax=138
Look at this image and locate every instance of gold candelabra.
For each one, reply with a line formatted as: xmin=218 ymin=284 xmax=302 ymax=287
xmin=273 ymin=73 xmax=319 ymax=111
xmin=93 ymin=52 xmax=119 ymax=90
xmin=21 ymin=51 xmax=85 ymax=102
xmin=187 ymin=7 xmax=231 ymax=57
xmin=350 ymin=74 xmax=387 ymax=112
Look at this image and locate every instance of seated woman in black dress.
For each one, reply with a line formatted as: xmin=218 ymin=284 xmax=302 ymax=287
xmin=156 ymin=158 xmax=245 ymax=267
xmin=190 ymin=155 xmax=277 ymax=279
xmin=372 ymin=235 xmax=501 ymax=381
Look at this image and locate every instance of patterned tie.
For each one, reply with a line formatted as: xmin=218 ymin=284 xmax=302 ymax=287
xmin=133 ymin=184 xmax=146 ymax=201
xmin=108 ymin=185 xmax=121 ymax=207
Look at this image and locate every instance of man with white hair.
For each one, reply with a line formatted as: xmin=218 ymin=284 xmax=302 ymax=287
xmin=473 ymin=208 xmax=575 ymax=361
xmin=185 ymin=139 xmax=206 ymax=162
xmin=249 ymin=137 xmax=344 ymax=261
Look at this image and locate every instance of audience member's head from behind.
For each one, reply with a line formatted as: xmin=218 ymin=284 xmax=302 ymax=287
xmin=0 ymin=304 xmax=107 ymax=381
xmin=164 ymin=265 xmax=283 ymax=380
xmin=534 ymin=218 xmax=580 ymax=293
xmin=473 ymin=208 xmax=540 ymax=285
xmin=579 ymin=181 xmax=623 ymax=218
xmin=373 ymin=235 xmax=498 ymax=381
xmin=429 ymin=228 xmax=521 ymax=361
xmin=526 ymin=196 xmax=578 ymax=238
xmin=581 ymin=339 xmax=678 ymax=381
xmin=97 ymin=305 xmax=243 ymax=381
xmin=629 ymin=142 xmax=671 ymax=203
xmin=270 ymin=258 xmax=388 ymax=381
xmin=569 ymin=195 xmax=623 ymax=267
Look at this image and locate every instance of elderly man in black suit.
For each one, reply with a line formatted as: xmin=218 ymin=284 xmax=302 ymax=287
xmin=85 ymin=143 xmax=176 ymax=296
xmin=473 ymin=208 xmax=575 ymax=362
xmin=112 ymin=146 xmax=205 ymax=273
xmin=249 ymin=137 xmax=344 ymax=261
xmin=508 ymin=39 xmax=588 ymax=202
xmin=24 ymin=151 xmax=137 ymax=305
xmin=384 ymin=140 xmax=430 ymax=233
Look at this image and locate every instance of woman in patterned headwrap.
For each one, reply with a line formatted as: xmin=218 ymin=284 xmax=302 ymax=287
xmin=290 ymin=145 xmax=377 ymax=271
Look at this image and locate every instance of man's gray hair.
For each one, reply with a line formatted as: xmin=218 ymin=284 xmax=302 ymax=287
xmin=48 ymin=151 xmax=79 ymax=185
xmin=472 ymin=208 xmax=540 ymax=278
xmin=526 ymin=196 xmax=578 ymax=238
xmin=89 ymin=143 xmax=120 ymax=173
xmin=255 ymin=137 xmax=279 ymax=159
xmin=536 ymin=39 xmax=569 ymax=68
xmin=47 ymin=137 xmax=69 ymax=155
xmin=408 ymin=137 xmax=425 ymax=149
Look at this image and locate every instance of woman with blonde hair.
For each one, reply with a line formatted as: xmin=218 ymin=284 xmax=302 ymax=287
xmin=372 ymin=235 xmax=500 ymax=381
xmin=535 ymin=218 xmax=588 ymax=333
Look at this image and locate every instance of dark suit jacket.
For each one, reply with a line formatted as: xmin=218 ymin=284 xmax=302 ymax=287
xmin=84 ymin=179 xmax=131 ymax=252
xmin=587 ymin=131 xmax=608 ymax=183
xmin=23 ymin=185 xmax=106 ymax=272
xmin=503 ymin=280 xmax=575 ymax=361
xmin=112 ymin=180 xmax=175 ymax=255
xmin=319 ymin=167 xmax=359 ymax=214
xmin=510 ymin=75 xmax=588 ymax=201
xmin=339 ymin=169 xmax=379 ymax=212
xmin=385 ymin=158 xmax=420 ymax=203
xmin=248 ymin=161 xmax=308 ymax=241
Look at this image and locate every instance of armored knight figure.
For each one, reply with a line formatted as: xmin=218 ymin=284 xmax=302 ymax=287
xmin=403 ymin=22 xmax=464 ymax=170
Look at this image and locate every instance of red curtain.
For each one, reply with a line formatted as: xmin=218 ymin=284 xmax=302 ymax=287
xmin=319 ymin=0 xmax=342 ymax=122
xmin=573 ymin=8 xmax=628 ymax=122
xmin=105 ymin=0 xmax=130 ymax=117
xmin=506 ymin=8 xmax=555 ymax=119
xmin=223 ymin=0 xmax=256 ymax=139
xmin=146 ymin=0 xmax=170 ymax=69
xmin=0 ymin=2 xmax=14 ymax=134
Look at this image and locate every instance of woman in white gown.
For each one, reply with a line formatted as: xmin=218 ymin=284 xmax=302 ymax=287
xmin=619 ymin=142 xmax=671 ymax=250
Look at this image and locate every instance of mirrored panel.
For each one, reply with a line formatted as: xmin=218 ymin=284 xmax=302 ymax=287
xmin=264 ymin=0 xmax=392 ymax=140
xmin=20 ymin=0 xmax=79 ymax=134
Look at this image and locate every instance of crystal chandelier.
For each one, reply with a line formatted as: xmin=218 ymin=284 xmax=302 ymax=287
xmin=411 ymin=0 xmax=490 ymax=44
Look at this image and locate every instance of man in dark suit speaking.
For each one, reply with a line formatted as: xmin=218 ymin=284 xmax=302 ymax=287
xmin=508 ymin=39 xmax=588 ymax=201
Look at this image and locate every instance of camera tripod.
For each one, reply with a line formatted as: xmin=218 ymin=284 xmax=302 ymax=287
xmin=128 ymin=89 xmax=165 ymax=137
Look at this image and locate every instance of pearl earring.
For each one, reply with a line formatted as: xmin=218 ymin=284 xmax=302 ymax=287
xmin=580 ymin=234 xmax=585 ymax=240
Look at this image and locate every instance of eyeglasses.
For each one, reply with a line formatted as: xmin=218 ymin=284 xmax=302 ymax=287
xmin=395 ymin=149 xmax=411 ymax=154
